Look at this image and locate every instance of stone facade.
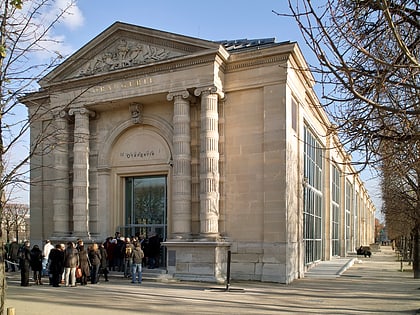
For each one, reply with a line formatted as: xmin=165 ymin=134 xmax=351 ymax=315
xmin=23 ymin=22 xmax=375 ymax=284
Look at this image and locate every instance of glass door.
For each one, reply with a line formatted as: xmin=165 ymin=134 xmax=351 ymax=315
xmin=125 ymin=176 xmax=167 ymax=267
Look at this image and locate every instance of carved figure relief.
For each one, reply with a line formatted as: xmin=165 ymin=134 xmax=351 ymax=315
xmin=78 ymin=39 xmax=180 ymax=77
xmin=129 ymin=103 xmax=143 ymax=124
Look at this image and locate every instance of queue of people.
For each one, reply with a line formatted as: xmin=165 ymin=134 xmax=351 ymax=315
xmin=5 ymin=233 xmax=161 ymax=287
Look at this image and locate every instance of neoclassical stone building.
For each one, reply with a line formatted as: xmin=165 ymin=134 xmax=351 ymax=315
xmin=24 ymin=22 xmax=375 ymax=284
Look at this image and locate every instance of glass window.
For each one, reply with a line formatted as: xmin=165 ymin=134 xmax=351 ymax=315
xmin=345 ymin=180 xmax=352 ymax=252
xmin=303 ymin=126 xmax=324 ymax=265
xmin=331 ymin=165 xmax=340 ymax=256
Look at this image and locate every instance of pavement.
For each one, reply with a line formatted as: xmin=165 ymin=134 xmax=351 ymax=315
xmin=4 ymin=245 xmax=419 ymax=315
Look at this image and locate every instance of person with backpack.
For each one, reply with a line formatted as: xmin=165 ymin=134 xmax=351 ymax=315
xmin=123 ymin=238 xmax=134 ymax=278
xmin=131 ymin=242 xmax=144 ymax=284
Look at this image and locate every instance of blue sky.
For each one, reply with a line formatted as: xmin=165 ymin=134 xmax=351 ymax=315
xmin=13 ymin=0 xmax=383 ymax=214
xmin=57 ymin=1 xmax=305 ymax=56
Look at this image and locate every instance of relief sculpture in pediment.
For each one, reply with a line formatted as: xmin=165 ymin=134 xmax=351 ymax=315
xmin=77 ymin=39 xmax=181 ymax=77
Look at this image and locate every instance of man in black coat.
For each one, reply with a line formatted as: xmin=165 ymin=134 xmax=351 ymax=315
xmin=147 ymin=234 xmax=161 ymax=269
xmin=19 ymin=241 xmax=32 ymax=286
xmin=8 ymin=239 xmax=20 ymax=272
xmin=48 ymin=244 xmax=65 ymax=287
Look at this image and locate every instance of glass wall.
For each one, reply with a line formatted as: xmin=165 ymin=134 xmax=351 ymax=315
xmin=303 ymin=126 xmax=324 ymax=265
xmin=345 ymin=180 xmax=352 ymax=252
xmin=331 ymin=165 xmax=340 ymax=256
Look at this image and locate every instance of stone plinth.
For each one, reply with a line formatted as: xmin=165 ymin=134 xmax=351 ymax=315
xmin=164 ymin=241 xmax=231 ymax=283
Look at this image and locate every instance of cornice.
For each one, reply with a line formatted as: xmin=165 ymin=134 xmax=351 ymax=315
xmin=225 ymin=54 xmax=289 ymax=72
xmin=43 ymin=52 xmax=219 ymax=92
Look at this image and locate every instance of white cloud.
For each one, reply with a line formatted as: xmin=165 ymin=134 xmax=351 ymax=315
xmin=14 ymin=0 xmax=84 ymax=60
xmin=53 ymin=0 xmax=85 ymax=30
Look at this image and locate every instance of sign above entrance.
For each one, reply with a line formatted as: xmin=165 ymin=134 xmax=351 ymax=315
xmin=111 ymin=128 xmax=171 ymax=166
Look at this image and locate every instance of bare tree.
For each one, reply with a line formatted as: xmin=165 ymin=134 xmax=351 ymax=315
xmin=2 ymin=203 xmax=29 ymax=243
xmin=380 ymin=138 xmax=420 ymax=273
xmin=0 ymin=1 xmax=79 ymax=313
xmin=279 ymin=0 xmax=420 ymax=277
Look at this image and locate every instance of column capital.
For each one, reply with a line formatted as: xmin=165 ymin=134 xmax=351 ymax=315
xmin=194 ymin=86 xmax=224 ymax=99
xmin=69 ymin=107 xmax=96 ymax=118
xmin=52 ymin=109 xmax=69 ymax=119
xmin=167 ymin=90 xmax=190 ymax=101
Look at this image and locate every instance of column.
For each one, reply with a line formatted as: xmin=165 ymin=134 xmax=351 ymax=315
xmin=167 ymin=90 xmax=192 ymax=239
xmin=194 ymin=86 xmax=223 ymax=238
xmin=52 ymin=110 xmax=70 ymax=237
xmin=69 ymin=107 xmax=95 ymax=239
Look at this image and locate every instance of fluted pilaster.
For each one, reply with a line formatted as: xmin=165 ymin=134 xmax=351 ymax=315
xmin=168 ymin=90 xmax=192 ymax=239
xmin=52 ymin=110 xmax=70 ymax=237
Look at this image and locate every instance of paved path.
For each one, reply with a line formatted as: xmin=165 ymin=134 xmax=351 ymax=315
xmin=4 ymin=246 xmax=419 ymax=314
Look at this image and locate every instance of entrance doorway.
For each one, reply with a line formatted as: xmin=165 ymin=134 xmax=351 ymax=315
xmin=124 ymin=175 xmax=167 ymax=267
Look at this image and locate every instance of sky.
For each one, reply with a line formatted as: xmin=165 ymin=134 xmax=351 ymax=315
xmin=12 ymin=0 xmax=382 ymax=215
xmin=56 ymin=1 xmax=304 ymax=55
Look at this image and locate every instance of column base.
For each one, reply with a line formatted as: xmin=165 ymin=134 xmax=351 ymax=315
xmin=163 ymin=240 xmax=231 ymax=283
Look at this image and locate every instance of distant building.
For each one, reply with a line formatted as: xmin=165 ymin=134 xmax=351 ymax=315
xmin=23 ymin=22 xmax=375 ymax=283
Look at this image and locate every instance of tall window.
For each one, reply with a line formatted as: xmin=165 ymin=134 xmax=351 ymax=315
xmin=354 ymin=191 xmax=359 ymax=248
xmin=303 ymin=126 xmax=323 ymax=265
xmin=345 ymin=180 xmax=352 ymax=252
xmin=331 ymin=165 xmax=340 ymax=256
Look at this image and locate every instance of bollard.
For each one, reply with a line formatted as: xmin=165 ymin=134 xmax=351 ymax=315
xmin=225 ymin=250 xmax=231 ymax=291
xmin=7 ymin=307 xmax=15 ymax=315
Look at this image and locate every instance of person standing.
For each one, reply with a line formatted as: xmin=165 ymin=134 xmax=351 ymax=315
xmin=42 ymin=240 xmax=54 ymax=277
xmin=114 ymin=236 xmax=125 ymax=272
xmin=131 ymin=243 xmax=144 ymax=284
xmin=147 ymin=233 xmax=161 ymax=269
xmin=88 ymin=243 xmax=101 ymax=284
xmin=77 ymin=245 xmax=91 ymax=286
xmin=105 ymin=237 xmax=116 ymax=271
xmin=30 ymin=244 xmax=43 ymax=285
xmin=98 ymin=243 xmax=109 ymax=282
xmin=8 ymin=238 xmax=20 ymax=272
xmin=48 ymin=244 xmax=65 ymax=287
xmin=123 ymin=238 xmax=134 ymax=278
xmin=64 ymin=242 xmax=79 ymax=287
xmin=19 ymin=241 xmax=32 ymax=286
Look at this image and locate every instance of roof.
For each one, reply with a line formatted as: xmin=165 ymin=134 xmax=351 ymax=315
xmin=216 ymin=38 xmax=282 ymax=51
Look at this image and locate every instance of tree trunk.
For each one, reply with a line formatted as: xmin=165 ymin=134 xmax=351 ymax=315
xmin=0 ymin=235 xmax=5 ymax=315
xmin=413 ymin=225 xmax=420 ymax=279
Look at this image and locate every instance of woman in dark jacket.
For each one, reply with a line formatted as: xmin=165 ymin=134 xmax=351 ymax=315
xmin=88 ymin=243 xmax=101 ymax=284
xmin=30 ymin=244 xmax=43 ymax=285
xmin=78 ymin=245 xmax=91 ymax=285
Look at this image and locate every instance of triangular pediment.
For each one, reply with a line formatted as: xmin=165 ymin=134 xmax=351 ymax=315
xmin=41 ymin=22 xmax=221 ymax=86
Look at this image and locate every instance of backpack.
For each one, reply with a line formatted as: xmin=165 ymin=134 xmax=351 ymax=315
xmin=125 ymin=246 xmax=132 ymax=258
